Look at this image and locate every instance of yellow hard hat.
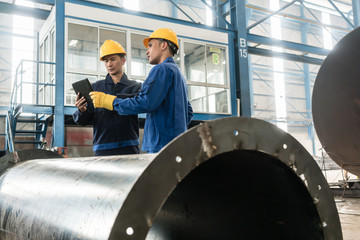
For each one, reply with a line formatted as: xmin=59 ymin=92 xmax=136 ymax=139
xmin=143 ymin=28 xmax=179 ymax=49
xmin=100 ymin=40 xmax=126 ymax=61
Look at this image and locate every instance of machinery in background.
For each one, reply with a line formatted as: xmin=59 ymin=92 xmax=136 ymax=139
xmin=312 ymin=27 xmax=360 ymax=196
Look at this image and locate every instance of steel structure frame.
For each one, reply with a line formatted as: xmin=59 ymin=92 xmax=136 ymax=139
xmin=1 ymin=0 xmax=359 ymax=153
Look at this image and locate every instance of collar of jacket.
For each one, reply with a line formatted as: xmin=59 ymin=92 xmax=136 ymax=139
xmin=163 ymin=57 xmax=175 ymax=64
xmin=105 ymin=73 xmax=131 ymax=86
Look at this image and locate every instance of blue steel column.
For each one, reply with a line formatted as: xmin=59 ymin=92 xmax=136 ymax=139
xmin=231 ymin=0 xmax=251 ymax=116
xmin=353 ymin=0 xmax=360 ymax=27
xmin=246 ymin=7 xmax=253 ymax=116
xmin=171 ymin=0 xmax=178 ymax=19
xmin=301 ymin=6 xmax=316 ymax=156
xmin=228 ymin=32 xmax=237 ymax=116
xmin=53 ymin=0 xmax=65 ymax=148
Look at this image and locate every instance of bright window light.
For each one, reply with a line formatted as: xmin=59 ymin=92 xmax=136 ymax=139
xmin=270 ymin=0 xmax=287 ymax=131
xmin=124 ymin=0 xmax=139 ymax=11
xmin=206 ymin=0 xmax=213 ymax=26
xmin=322 ymin=12 xmax=332 ymax=50
xmin=12 ymin=0 xmax=34 ymax=104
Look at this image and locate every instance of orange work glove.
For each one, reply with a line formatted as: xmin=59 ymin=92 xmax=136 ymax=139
xmin=89 ymin=91 xmax=116 ymax=110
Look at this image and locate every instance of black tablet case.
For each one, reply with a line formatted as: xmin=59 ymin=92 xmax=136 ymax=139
xmin=72 ymin=78 xmax=93 ymax=104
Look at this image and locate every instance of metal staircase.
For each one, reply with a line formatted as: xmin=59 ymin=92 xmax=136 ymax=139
xmin=5 ymin=59 xmax=56 ymax=152
xmin=11 ymin=111 xmax=52 ymax=148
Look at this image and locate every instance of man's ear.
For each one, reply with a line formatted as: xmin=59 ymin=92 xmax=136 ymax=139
xmin=121 ymin=56 xmax=126 ymax=64
xmin=160 ymin=41 xmax=168 ymax=51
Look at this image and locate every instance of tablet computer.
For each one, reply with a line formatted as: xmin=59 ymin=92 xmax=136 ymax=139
xmin=72 ymin=78 xmax=93 ymax=104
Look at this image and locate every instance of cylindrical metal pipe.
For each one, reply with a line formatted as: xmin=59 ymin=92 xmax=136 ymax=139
xmin=0 ymin=117 xmax=341 ymax=239
xmin=312 ymin=27 xmax=360 ymax=177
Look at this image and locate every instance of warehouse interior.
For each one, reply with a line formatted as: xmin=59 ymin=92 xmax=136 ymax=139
xmin=0 ymin=0 xmax=359 ymax=239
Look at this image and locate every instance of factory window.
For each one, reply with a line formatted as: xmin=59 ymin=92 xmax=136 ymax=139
xmin=67 ymin=23 xmax=98 ymax=71
xmin=66 ymin=73 xmax=97 ymax=105
xmin=130 ymin=33 xmax=153 ymax=80
xmin=184 ymin=42 xmax=206 ymax=83
xmin=39 ymin=28 xmax=55 ymax=106
xmin=184 ymin=42 xmax=229 ymax=114
xmin=206 ymin=46 xmax=227 ymax=85
xmin=64 ymin=22 xmax=229 ymax=114
xmin=188 ymin=85 xmax=206 ymax=112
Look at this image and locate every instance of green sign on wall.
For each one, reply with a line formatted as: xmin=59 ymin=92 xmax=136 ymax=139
xmin=212 ymin=53 xmax=219 ymax=65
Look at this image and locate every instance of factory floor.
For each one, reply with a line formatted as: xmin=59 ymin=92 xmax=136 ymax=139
xmin=335 ymin=197 xmax=360 ymax=240
xmin=319 ymin=169 xmax=360 ymax=239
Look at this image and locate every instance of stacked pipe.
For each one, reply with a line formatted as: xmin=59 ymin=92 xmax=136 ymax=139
xmin=0 ymin=117 xmax=341 ymax=239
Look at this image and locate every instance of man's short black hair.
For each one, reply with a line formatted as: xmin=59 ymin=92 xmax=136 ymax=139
xmin=158 ymin=39 xmax=178 ymax=56
xmin=117 ymin=53 xmax=126 ymax=58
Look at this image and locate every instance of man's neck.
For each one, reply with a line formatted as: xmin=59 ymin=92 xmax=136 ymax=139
xmin=159 ymin=53 xmax=172 ymax=64
xmin=110 ymin=72 xmax=124 ymax=84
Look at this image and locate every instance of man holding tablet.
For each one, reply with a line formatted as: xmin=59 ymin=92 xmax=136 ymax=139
xmin=73 ymin=40 xmax=141 ymax=156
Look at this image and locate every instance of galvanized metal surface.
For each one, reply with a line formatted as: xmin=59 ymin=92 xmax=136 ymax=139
xmin=312 ymin=27 xmax=360 ymax=177
xmin=0 ymin=149 xmax=63 ymax=174
xmin=0 ymin=117 xmax=342 ymax=239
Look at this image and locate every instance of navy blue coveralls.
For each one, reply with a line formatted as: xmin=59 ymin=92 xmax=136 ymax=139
xmin=111 ymin=57 xmax=193 ymax=153
xmin=73 ymin=73 xmax=142 ymax=156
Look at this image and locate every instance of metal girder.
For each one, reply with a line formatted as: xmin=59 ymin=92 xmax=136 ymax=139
xmin=0 ymin=30 xmax=36 ymax=39
xmin=28 ymin=0 xmax=55 ymax=5
xmin=230 ymin=0 xmax=251 ymax=116
xmin=200 ymin=0 xmax=234 ymax=30
xmin=247 ymin=0 xmax=298 ymax=30
xmin=352 ymin=0 xmax=360 ymax=27
xmin=247 ymin=34 xmax=330 ymax=56
xmin=247 ymin=4 xmax=350 ymax=34
xmin=53 ymin=0 xmax=65 ymax=148
xmin=328 ymin=0 xmax=355 ymax=29
xmin=168 ymin=0 xmax=196 ymax=23
xmin=248 ymin=47 xmax=323 ymax=65
xmin=0 ymin=2 xmax=50 ymax=20
xmin=219 ymin=0 xmax=230 ymax=16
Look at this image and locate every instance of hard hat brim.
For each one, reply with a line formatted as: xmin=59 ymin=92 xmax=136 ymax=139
xmin=143 ymin=38 xmax=151 ymax=48
xmin=100 ymin=52 xmax=126 ymax=61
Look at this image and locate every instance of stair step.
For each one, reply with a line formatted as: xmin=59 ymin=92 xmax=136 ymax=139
xmin=14 ymin=140 xmax=43 ymax=144
xmin=16 ymin=119 xmax=47 ymax=123
xmin=15 ymin=130 xmax=44 ymax=134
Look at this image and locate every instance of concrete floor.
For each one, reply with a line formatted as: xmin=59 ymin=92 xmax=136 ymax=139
xmin=335 ymin=197 xmax=360 ymax=240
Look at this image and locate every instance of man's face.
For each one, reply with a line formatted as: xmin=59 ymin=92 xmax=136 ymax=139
xmin=146 ymin=39 xmax=164 ymax=65
xmin=103 ymin=54 xmax=125 ymax=75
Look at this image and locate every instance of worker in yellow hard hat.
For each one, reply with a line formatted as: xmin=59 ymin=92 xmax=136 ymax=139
xmin=90 ymin=28 xmax=193 ymax=153
xmin=73 ymin=39 xmax=142 ymax=156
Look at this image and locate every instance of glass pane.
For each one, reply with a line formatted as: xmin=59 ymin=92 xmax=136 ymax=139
xmin=50 ymin=30 xmax=55 ymax=79
xmin=206 ymin=46 xmax=227 ymax=85
xmin=184 ymin=42 xmax=205 ymax=83
xmin=174 ymin=40 xmax=180 ymax=66
xmin=100 ymin=29 xmax=127 ymax=73
xmin=66 ymin=73 xmax=97 ymax=105
xmin=131 ymin=33 xmax=153 ymax=78
xmin=68 ymin=23 xmax=98 ymax=71
xmin=44 ymin=36 xmax=51 ymax=84
xmin=208 ymin=87 xmax=230 ymax=113
xmin=39 ymin=43 xmax=44 ymax=84
xmin=188 ymin=85 xmax=206 ymax=112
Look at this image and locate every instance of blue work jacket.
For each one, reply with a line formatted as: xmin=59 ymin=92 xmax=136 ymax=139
xmin=73 ymin=73 xmax=142 ymax=153
xmin=112 ymin=57 xmax=193 ymax=153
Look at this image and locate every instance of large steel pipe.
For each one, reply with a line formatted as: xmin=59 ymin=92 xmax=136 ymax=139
xmin=0 ymin=117 xmax=341 ymax=239
xmin=312 ymin=27 xmax=360 ymax=177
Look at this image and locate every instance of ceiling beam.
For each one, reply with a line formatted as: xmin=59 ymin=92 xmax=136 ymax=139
xmin=29 ymin=0 xmax=55 ymax=5
xmin=0 ymin=2 xmax=50 ymax=20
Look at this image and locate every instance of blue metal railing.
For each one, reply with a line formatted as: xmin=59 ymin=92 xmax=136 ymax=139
xmin=10 ymin=59 xmax=56 ymax=115
xmin=5 ymin=60 xmax=56 ymax=152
